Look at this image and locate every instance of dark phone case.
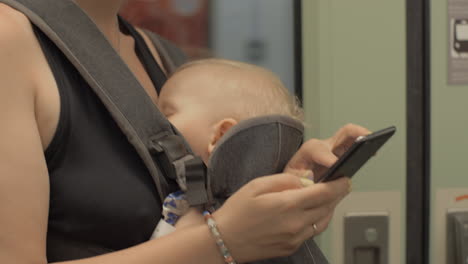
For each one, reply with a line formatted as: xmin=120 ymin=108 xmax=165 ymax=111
xmin=316 ymin=126 xmax=396 ymax=183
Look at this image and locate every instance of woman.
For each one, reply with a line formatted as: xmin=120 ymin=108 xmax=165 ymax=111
xmin=0 ymin=0 xmax=369 ymax=263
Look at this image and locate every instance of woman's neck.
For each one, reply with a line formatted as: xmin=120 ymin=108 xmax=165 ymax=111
xmin=74 ymin=0 xmax=125 ymax=47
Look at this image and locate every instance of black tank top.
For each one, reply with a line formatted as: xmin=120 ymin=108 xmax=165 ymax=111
xmin=33 ymin=19 xmax=176 ymax=262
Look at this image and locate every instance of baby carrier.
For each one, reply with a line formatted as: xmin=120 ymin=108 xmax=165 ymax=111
xmin=0 ymin=0 xmax=329 ymax=263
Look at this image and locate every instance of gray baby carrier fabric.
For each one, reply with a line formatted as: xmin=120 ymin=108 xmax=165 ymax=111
xmin=0 ymin=0 xmax=328 ymax=263
xmin=207 ymin=115 xmax=304 ymax=207
xmin=207 ymin=115 xmax=329 ymax=264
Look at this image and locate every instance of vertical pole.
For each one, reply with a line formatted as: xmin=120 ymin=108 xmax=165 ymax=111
xmin=293 ymin=0 xmax=303 ymax=104
xmin=406 ymin=0 xmax=431 ymax=263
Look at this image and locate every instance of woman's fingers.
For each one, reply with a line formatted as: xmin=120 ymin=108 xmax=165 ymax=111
xmin=292 ymin=180 xmax=348 ymax=239
xmin=285 ymin=125 xmax=370 ymax=183
xmin=292 ymin=177 xmax=351 ymax=210
xmin=285 ymin=139 xmax=339 ymax=181
xmin=216 ymin=173 xmax=352 ymax=261
xmin=286 ymin=124 xmax=369 ymax=171
xmin=330 ymin=124 xmax=371 ymax=156
xmin=296 ymin=209 xmax=334 ymax=243
xmin=286 ymin=139 xmax=339 ymax=171
xmin=249 ymin=173 xmax=303 ymax=196
xmin=310 ymin=210 xmax=334 ymax=236
xmin=332 ymin=124 xmax=371 ymax=144
xmin=302 ymin=203 xmax=332 ymax=227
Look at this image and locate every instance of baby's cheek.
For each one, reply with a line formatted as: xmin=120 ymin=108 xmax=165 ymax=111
xmin=167 ymin=115 xmax=189 ymax=136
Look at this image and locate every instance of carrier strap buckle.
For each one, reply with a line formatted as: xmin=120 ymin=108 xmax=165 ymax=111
xmin=149 ymin=134 xmax=208 ymax=206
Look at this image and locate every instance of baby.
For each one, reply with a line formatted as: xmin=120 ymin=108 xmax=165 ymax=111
xmin=153 ymin=58 xmax=308 ymax=237
xmin=158 ymin=58 xmax=303 ymax=164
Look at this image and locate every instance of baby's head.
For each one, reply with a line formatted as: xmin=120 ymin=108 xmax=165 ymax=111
xmin=158 ymin=59 xmax=303 ymax=163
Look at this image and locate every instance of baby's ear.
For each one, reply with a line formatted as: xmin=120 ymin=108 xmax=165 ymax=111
xmin=207 ymin=118 xmax=238 ymax=155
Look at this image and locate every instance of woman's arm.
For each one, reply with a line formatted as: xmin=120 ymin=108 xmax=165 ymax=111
xmin=0 ymin=6 xmax=50 ymax=264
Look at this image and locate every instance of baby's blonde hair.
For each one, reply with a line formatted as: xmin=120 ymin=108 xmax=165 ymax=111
xmin=171 ymin=58 xmax=304 ymax=122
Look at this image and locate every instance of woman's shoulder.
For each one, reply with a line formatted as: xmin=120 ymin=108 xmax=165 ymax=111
xmin=0 ymin=4 xmax=40 ymax=72
xmin=0 ymin=4 xmax=42 ymax=90
xmin=0 ymin=3 xmax=35 ymax=45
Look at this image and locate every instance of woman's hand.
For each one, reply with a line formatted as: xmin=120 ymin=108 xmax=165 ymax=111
xmin=175 ymin=208 xmax=205 ymax=229
xmin=210 ymin=124 xmax=369 ymax=263
xmin=212 ymin=173 xmax=350 ymax=262
xmin=285 ymin=123 xmax=371 ymax=180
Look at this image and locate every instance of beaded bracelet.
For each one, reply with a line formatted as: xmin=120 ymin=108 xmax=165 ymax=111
xmin=203 ymin=211 xmax=237 ymax=264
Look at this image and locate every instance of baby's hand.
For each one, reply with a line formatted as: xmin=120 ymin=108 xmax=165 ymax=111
xmin=175 ymin=207 xmax=205 ymax=229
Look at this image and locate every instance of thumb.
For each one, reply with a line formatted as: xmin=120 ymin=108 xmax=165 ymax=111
xmin=250 ymin=173 xmax=303 ymax=196
xmin=285 ymin=139 xmax=338 ymax=172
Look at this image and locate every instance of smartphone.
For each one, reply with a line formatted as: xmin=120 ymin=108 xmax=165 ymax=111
xmin=315 ymin=126 xmax=396 ymax=183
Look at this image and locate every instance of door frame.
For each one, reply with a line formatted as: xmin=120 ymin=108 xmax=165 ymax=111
xmin=293 ymin=0 xmax=303 ymax=103
xmin=406 ymin=0 xmax=431 ymax=263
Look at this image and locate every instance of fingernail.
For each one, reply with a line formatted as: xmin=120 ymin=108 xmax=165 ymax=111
xmin=301 ymin=170 xmax=313 ymax=179
xmin=300 ymin=178 xmax=315 ymax=187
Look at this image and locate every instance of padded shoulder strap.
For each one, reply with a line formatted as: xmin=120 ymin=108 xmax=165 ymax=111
xmin=1 ymin=0 xmax=207 ymax=203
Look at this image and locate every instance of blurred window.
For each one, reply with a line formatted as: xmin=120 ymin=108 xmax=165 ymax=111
xmin=120 ymin=0 xmax=298 ymax=94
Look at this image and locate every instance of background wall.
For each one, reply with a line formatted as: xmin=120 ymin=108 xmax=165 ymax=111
xmin=430 ymin=0 xmax=468 ymax=263
xmin=211 ymin=0 xmax=296 ymax=94
xmin=302 ymin=0 xmax=407 ymax=263
xmin=122 ymin=0 xmax=297 ymax=94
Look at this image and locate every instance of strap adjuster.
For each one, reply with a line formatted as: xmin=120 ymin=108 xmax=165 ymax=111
xmin=184 ymin=156 xmax=208 ymax=206
xmin=149 ymin=134 xmax=208 ymax=206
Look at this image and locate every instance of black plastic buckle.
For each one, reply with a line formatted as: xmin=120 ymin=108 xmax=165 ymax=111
xmin=149 ymin=134 xmax=208 ymax=206
xmin=149 ymin=134 xmax=189 ymax=182
xmin=184 ymin=156 xmax=208 ymax=206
